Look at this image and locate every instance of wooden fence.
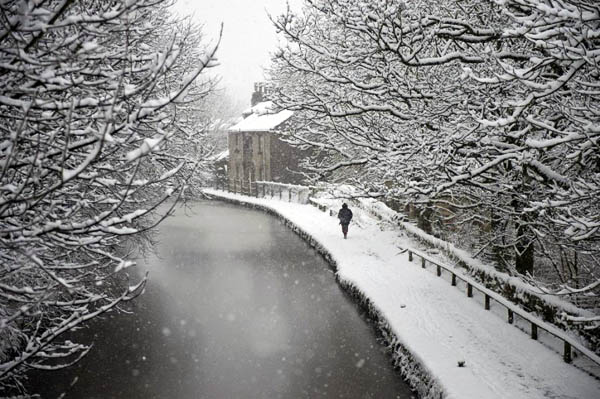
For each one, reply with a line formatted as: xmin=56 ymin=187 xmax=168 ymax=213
xmin=407 ymin=248 xmax=600 ymax=368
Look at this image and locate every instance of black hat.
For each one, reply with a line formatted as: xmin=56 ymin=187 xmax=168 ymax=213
xmin=342 ymin=203 xmax=348 ymax=208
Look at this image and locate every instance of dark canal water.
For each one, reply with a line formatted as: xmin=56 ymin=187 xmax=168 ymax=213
xmin=29 ymin=201 xmax=414 ymax=398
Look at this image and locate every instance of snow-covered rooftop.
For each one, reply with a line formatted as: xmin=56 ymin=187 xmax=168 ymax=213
xmin=228 ymin=101 xmax=293 ymax=133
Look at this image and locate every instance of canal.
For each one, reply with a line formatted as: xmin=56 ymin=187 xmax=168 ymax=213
xmin=29 ymin=200 xmax=414 ymax=398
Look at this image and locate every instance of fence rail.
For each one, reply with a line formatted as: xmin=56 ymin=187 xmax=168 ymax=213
xmin=214 ymin=179 xmax=311 ymax=204
xmin=407 ymin=248 xmax=600 ymax=368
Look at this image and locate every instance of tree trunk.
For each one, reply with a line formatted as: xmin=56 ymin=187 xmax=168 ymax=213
xmin=514 ymin=167 xmax=535 ymax=276
xmin=417 ymin=203 xmax=433 ymax=235
xmin=515 ymin=225 xmax=535 ymax=276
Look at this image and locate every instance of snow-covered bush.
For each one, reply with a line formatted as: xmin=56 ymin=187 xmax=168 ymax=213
xmin=0 ymin=0 xmax=218 ymax=393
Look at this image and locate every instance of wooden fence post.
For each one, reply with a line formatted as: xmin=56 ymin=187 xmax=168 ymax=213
xmin=386 ymin=243 xmax=600 ymax=369
xmin=563 ymin=342 xmax=572 ymax=363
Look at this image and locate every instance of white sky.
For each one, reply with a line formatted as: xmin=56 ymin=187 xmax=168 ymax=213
xmin=173 ymin=0 xmax=301 ymax=107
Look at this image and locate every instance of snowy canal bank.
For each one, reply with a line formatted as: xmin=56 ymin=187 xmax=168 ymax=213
xmin=204 ymin=189 xmax=600 ymax=399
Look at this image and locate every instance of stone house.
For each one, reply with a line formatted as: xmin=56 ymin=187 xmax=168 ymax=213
xmin=227 ymin=101 xmax=305 ymax=192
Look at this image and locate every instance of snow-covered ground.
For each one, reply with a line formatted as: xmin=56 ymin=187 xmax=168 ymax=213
xmin=203 ymin=189 xmax=600 ymax=399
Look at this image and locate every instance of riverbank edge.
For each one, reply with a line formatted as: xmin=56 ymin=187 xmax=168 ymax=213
xmin=205 ymin=191 xmax=445 ymax=399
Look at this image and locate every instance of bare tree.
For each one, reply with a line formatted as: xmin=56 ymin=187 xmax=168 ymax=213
xmin=269 ymin=0 xmax=600 ymax=304
xmin=456 ymin=0 xmax=600 ymax=295
xmin=0 ymin=0 xmax=218 ymax=393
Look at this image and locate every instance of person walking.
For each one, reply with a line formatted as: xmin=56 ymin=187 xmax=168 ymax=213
xmin=337 ymin=203 xmax=353 ymax=239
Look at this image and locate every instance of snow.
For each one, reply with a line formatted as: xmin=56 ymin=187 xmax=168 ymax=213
xmin=159 ymin=162 xmax=184 ymax=181
xmin=210 ymin=149 xmax=229 ymax=162
xmin=256 ymin=181 xmax=311 ymax=204
xmin=228 ymin=101 xmax=293 ymax=132
xmin=125 ymin=137 xmax=162 ymax=162
xmin=114 ymin=260 xmax=134 ymax=273
xmin=101 ymin=226 xmax=138 ymax=235
xmin=79 ymin=41 xmax=99 ymax=53
xmin=204 ymin=188 xmax=600 ymax=399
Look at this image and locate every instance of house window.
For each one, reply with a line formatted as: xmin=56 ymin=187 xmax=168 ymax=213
xmin=233 ymin=134 xmax=240 ymax=153
xmin=244 ymin=135 xmax=252 ymax=155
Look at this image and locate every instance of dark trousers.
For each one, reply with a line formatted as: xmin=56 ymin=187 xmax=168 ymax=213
xmin=341 ymin=223 xmax=349 ymax=237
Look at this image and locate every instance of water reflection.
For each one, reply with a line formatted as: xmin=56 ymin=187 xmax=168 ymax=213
xmin=29 ymin=201 xmax=414 ymax=398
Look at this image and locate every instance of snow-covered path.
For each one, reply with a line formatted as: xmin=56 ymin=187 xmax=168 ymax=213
xmin=204 ymin=189 xmax=600 ymax=399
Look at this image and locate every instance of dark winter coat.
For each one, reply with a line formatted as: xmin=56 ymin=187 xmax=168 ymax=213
xmin=338 ymin=207 xmax=353 ymax=226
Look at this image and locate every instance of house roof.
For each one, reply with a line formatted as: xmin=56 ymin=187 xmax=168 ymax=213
xmin=228 ymin=101 xmax=293 ymax=132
